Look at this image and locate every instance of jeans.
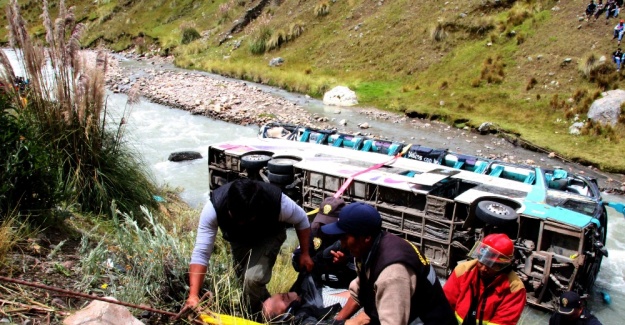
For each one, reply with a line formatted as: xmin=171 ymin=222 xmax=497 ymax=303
xmin=230 ymin=229 xmax=287 ymax=313
xmin=615 ymin=57 xmax=622 ymax=70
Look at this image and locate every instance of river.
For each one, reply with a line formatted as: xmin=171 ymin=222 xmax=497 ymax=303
xmin=6 ymin=49 xmax=625 ymax=324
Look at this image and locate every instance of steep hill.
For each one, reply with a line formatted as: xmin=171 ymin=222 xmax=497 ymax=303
xmin=2 ymin=0 xmax=625 ymax=172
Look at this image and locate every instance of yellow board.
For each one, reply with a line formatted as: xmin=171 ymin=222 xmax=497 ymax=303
xmin=200 ymin=313 xmax=265 ymax=325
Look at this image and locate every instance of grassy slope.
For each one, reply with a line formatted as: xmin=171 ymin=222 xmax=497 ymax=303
xmin=3 ymin=0 xmax=624 ymax=172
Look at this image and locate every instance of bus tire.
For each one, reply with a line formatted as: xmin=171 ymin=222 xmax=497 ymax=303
xmin=267 ymin=156 xmax=301 ymax=175
xmin=240 ymin=151 xmax=273 ymax=170
xmin=475 ymin=200 xmax=517 ymax=226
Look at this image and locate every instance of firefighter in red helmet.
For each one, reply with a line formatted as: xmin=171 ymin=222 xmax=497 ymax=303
xmin=443 ymin=233 xmax=526 ymax=325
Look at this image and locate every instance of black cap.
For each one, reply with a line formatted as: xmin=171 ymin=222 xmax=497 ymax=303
xmin=321 ymin=202 xmax=382 ymax=237
xmin=557 ymin=291 xmax=582 ymax=314
xmin=312 ymin=197 xmax=346 ymax=225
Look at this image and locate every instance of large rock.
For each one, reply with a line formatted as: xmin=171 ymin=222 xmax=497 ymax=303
xmin=588 ymin=89 xmax=625 ymax=126
xmin=168 ymin=151 xmax=203 ymax=162
xmin=63 ymin=299 xmax=143 ymax=325
xmin=323 ymin=86 xmax=358 ymax=106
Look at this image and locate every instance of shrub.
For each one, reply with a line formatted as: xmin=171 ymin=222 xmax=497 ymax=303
xmin=0 ymin=101 xmax=61 ymax=217
xmin=526 ymin=77 xmax=537 ymax=90
xmin=2 ymin=0 xmax=158 ymax=218
xmin=314 ymin=1 xmax=330 ymax=17
xmin=181 ymin=27 xmax=201 ymax=45
xmin=431 ymin=21 xmax=447 ymax=42
xmin=218 ymin=2 xmax=232 ymax=24
xmin=480 ymin=55 xmax=505 ymax=84
xmin=516 ymin=32 xmax=525 ymax=45
xmin=249 ymin=26 xmax=272 ymax=54
xmin=507 ymin=6 xmax=531 ymax=27
xmin=578 ymin=53 xmax=603 ymax=79
xmin=266 ymin=29 xmax=286 ymax=51
xmin=287 ymin=21 xmax=305 ymax=41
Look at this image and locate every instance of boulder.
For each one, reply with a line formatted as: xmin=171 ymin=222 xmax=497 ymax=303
xmin=168 ymin=151 xmax=203 ymax=162
xmin=63 ymin=298 xmax=143 ymax=325
xmin=269 ymin=57 xmax=284 ymax=67
xmin=569 ymin=122 xmax=585 ymax=135
xmin=587 ymin=89 xmax=625 ymax=126
xmin=323 ymin=86 xmax=358 ymax=106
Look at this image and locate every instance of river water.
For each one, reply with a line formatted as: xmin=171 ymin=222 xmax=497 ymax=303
xmin=6 ymin=49 xmax=625 ymax=324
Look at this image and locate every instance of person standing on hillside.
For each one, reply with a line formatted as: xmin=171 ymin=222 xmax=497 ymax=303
xmin=595 ymin=0 xmax=606 ymax=21
xmin=606 ymin=0 xmax=619 ymax=23
xmin=183 ymin=178 xmax=314 ymax=315
xmin=443 ymin=233 xmax=526 ymax=325
xmin=325 ymin=202 xmax=456 ymax=325
xmin=613 ymin=20 xmax=625 ymax=42
xmin=587 ymin=0 xmax=598 ymax=21
xmin=549 ymin=291 xmax=602 ymax=325
xmin=613 ymin=47 xmax=623 ymax=71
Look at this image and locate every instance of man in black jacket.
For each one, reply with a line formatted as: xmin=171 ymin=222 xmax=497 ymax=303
xmin=183 ymin=178 xmax=314 ymax=314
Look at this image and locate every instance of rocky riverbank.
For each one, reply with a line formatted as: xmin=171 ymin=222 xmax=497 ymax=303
xmin=104 ymin=53 xmax=334 ymax=129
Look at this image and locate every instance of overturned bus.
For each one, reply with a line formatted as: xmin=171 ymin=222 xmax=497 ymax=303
xmin=207 ymin=127 xmax=622 ymax=311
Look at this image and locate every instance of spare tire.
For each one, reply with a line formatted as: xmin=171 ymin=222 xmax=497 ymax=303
xmin=267 ymin=171 xmax=294 ymax=185
xmin=267 ymin=156 xmax=302 ymax=175
xmin=475 ymin=200 xmax=517 ymax=226
xmin=240 ymin=151 xmax=273 ymax=170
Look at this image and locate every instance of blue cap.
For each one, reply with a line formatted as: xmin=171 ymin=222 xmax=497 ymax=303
xmin=321 ymin=202 xmax=382 ymax=237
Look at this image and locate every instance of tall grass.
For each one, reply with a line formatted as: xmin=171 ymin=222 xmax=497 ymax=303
xmin=1 ymin=0 xmax=157 ymax=218
xmin=76 ymin=201 xmax=296 ymax=318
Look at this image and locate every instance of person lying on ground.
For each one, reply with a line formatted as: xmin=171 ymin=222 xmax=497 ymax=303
xmin=262 ymin=273 xmax=367 ymax=324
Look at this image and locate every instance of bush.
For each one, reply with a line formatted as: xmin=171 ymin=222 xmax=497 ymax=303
xmin=578 ymin=53 xmax=604 ymax=79
xmin=526 ymin=77 xmax=537 ymax=90
xmin=431 ymin=22 xmax=447 ymax=42
xmin=0 ymin=102 xmax=61 ymax=217
xmin=2 ymin=1 xmax=158 ymax=218
xmin=181 ymin=27 xmax=201 ymax=45
xmin=249 ymin=26 xmax=272 ymax=54
xmin=287 ymin=21 xmax=305 ymax=40
xmin=314 ymin=1 xmax=330 ymax=17
xmin=266 ymin=29 xmax=286 ymax=51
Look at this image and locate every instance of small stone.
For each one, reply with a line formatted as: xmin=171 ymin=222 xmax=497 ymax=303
xmin=548 ymin=152 xmax=556 ymax=158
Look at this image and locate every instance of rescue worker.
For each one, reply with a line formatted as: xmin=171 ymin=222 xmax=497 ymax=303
xmin=443 ymin=233 xmax=526 ymax=325
xmin=549 ymin=291 xmax=602 ymax=325
xmin=291 ymin=197 xmax=356 ymax=289
xmin=183 ymin=178 xmax=314 ymax=315
xmin=323 ymin=202 xmax=456 ymax=325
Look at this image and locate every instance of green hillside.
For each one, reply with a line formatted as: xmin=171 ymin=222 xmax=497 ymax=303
xmin=3 ymin=0 xmax=625 ymax=172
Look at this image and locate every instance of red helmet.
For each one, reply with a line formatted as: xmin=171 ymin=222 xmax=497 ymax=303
xmin=469 ymin=233 xmax=515 ymax=271
xmin=483 ymin=233 xmax=514 ymax=257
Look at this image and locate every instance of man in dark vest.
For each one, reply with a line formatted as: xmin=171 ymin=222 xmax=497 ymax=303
xmin=183 ymin=178 xmax=314 ymax=314
xmin=322 ymin=203 xmax=456 ymax=325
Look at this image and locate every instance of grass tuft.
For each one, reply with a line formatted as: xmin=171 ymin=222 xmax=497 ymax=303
xmin=314 ymin=1 xmax=330 ymax=17
xmin=578 ymin=53 xmax=604 ymax=79
xmin=430 ymin=21 xmax=447 ymax=42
